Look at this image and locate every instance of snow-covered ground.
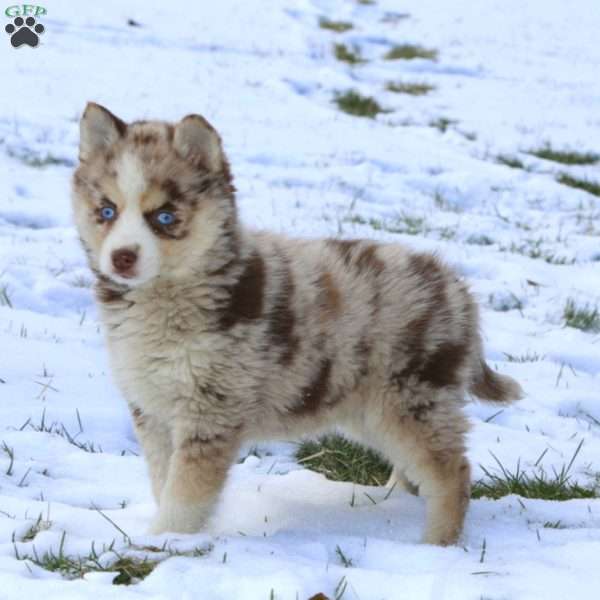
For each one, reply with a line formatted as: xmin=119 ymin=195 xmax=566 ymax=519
xmin=1 ymin=0 xmax=600 ymax=597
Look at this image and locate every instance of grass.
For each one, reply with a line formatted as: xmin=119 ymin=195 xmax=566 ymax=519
xmin=16 ymin=541 xmax=157 ymax=584
xmin=344 ymin=213 xmax=428 ymax=235
xmin=471 ymin=440 xmax=596 ymax=501
xmin=14 ymin=534 xmax=213 ymax=583
xmin=466 ymin=234 xmax=495 ymax=246
xmin=503 ymin=351 xmax=544 ymax=363
xmin=6 ymin=147 xmax=74 ymax=168
xmin=298 ymin=436 xmax=596 ymax=502
xmin=384 ymin=44 xmax=438 ymax=61
xmin=497 ymin=155 xmax=525 ymax=169
xmin=335 ymin=545 xmax=354 ymax=568
xmin=20 ymin=408 xmax=103 ymax=453
xmin=429 ymin=117 xmax=457 ymax=133
xmin=21 ymin=514 xmax=52 ymax=542
xmin=563 ymin=299 xmax=600 ymax=332
xmin=334 ymin=90 xmax=386 ymax=118
xmin=319 ymin=17 xmax=353 ymax=32
xmin=556 ymin=173 xmax=600 ymax=197
xmin=296 ymin=434 xmax=392 ymax=486
xmin=381 ymin=12 xmax=410 ymax=24
xmin=2 ymin=441 xmax=14 ymax=475
xmin=500 ymin=239 xmax=575 ymax=265
xmin=385 ymin=81 xmax=435 ymax=96
xmin=333 ymin=43 xmax=366 ymax=65
xmin=528 ymin=145 xmax=600 ymax=165
xmin=0 ymin=284 xmax=12 ymax=308
xmin=543 ymin=520 xmax=566 ymax=529
xmin=432 ymin=189 xmax=462 ymax=213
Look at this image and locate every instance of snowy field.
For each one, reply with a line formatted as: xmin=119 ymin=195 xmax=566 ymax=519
xmin=1 ymin=0 xmax=600 ymax=598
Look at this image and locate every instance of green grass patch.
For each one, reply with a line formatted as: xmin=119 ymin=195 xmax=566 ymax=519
xmin=333 ymin=43 xmax=366 ymax=65
xmin=296 ymin=434 xmax=392 ymax=486
xmin=0 ymin=284 xmax=13 ymax=308
xmin=556 ymin=173 xmax=600 ymax=197
xmin=563 ymin=299 xmax=600 ymax=332
xmin=319 ymin=17 xmax=353 ymax=32
xmin=429 ymin=117 xmax=457 ymax=133
xmin=529 ymin=145 xmax=599 ymax=166
xmin=21 ymin=514 xmax=52 ymax=542
xmin=6 ymin=147 xmax=74 ymax=168
xmin=497 ymin=155 xmax=525 ymax=169
xmin=344 ymin=213 xmax=428 ymax=235
xmin=334 ymin=90 xmax=385 ymax=118
xmin=385 ymin=81 xmax=435 ymax=96
xmin=472 ymin=441 xmax=596 ymax=501
xmin=503 ymin=351 xmax=544 ymax=363
xmin=298 ymin=438 xmax=596 ymax=503
xmin=15 ymin=534 xmax=213 ymax=584
xmin=384 ymin=44 xmax=438 ymax=61
xmin=466 ymin=234 xmax=495 ymax=246
xmin=500 ymin=239 xmax=575 ymax=265
xmin=381 ymin=12 xmax=410 ymax=24
xmin=543 ymin=520 xmax=566 ymax=529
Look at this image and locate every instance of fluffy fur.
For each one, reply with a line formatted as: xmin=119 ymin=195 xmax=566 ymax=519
xmin=72 ymin=103 xmax=522 ymax=545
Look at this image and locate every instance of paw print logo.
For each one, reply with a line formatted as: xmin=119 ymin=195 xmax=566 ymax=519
xmin=5 ymin=16 xmax=45 ymax=48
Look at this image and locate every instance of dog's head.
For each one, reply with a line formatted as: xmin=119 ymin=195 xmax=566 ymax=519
xmin=72 ymin=103 xmax=236 ymax=288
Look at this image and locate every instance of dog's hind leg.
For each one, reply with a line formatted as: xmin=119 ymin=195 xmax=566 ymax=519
xmin=373 ymin=390 xmax=471 ymax=545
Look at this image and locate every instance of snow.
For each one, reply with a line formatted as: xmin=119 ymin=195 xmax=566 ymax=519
xmin=1 ymin=0 xmax=600 ymax=598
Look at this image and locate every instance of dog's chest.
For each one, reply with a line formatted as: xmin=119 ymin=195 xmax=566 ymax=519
xmin=105 ymin=300 xmax=215 ymax=412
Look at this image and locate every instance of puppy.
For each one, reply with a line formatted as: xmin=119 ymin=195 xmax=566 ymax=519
xmin=72 ymin=103 xmax=522 ymax=545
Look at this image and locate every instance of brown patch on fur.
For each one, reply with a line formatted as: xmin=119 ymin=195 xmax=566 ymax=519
xmin=267 ymin=253 xmax=299 ymax=365
xmin=316 ymin=271 xmax=341 ymax=319
xmin=180 ymin=424 xmax=243 ymax=457
xmin=327 ymin=240 xmax=384 ymax=277
xmin=132 ymin=131 xmax=160 ymax=146
xmin=354 ymin=336 xmax=371 ymax=377
xmin=206 ymin=216 xmax=239 ymax=277
xmin=131 ymin=406 xmax=146 ymax=428
xmin=420 ymin=342 xmax=468 ymax=389
xmin=355 ymin=245 xmax=385 ymax=275
xmin=292 ymin=358 xmax=332 ymax=415
xmin=390 ymin=253 xmax=449 ymax=390
xmin=406 ymin=397 xmax=436 ymax=422
xmin=161 ymin=178 xmax=185 ymax=204
xmin=327 ymin=239 xmax=359 ymax=266
xmin=408 ymin=252 xmax=442 ymax=280
xmin=95 ymin=277 xmax=129 ymax=304
xmin=219 ymin=252 xmax=265 ymax=329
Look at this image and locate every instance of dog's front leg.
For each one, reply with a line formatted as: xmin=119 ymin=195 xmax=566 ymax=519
xmin=130 ymin=405 xmax=172 ymax=503
xmin=148 ymin=424 xmax=240 ymax=535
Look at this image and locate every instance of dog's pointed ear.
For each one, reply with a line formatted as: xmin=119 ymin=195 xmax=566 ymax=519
xmin=173 ymin=115 xmax=224 ymax=171
xmin=79 ymin=103 xmax=127 ymax=162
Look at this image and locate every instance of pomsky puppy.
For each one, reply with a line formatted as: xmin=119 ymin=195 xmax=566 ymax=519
xmin=72 ymin=103 xmax=522 ymax=545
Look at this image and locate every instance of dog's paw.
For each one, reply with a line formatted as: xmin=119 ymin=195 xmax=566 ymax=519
xmin=148 ymin=499 xmax=209 ymax=535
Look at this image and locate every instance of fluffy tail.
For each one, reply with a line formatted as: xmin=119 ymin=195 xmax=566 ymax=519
xmin=470 ymin=360 xmax=523 ymax=403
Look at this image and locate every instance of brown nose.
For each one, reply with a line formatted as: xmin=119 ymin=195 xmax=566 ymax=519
xmin=112 ymin=248 xmax=138 ymax=275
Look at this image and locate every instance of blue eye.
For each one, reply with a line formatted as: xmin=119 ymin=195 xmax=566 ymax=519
xmin=156 ymin=211 xmax=175 ymax=226
xmin=100 ymin=206 xmax=116 ymax=221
